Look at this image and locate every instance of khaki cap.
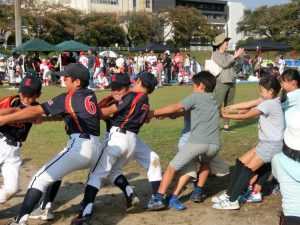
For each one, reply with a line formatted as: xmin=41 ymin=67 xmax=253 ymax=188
xmin=213 ymin=34 xmax=231 ymax=46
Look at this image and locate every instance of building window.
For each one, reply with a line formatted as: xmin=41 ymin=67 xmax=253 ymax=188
xmin=91 ymin=0 xmax=118 ymax=5
xmin=146 ymin=0 xmax=151 ymax=8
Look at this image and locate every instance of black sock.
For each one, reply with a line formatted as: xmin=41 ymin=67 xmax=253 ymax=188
xmin=226 ymin=158 xmax=244 ymax=196
xmin=150 ymin=181 xmax=161 ymax=195
xmin=114 ymin=175 xmax=132 ymax=199
xmin=80 ymin=185 xmax=98 ymax=216
xmin=16 ymin=188 xmax=42 ymax=223
xmin=229 ymin=165 xmax=253 ymax=202
xmin=41 ymin=180 xmax=62 ymax=210
xmin=255 ymin=163 xmax=271 ymax=187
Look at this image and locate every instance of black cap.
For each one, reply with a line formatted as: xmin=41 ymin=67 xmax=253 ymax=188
xmin=139 ymin=71 xmax=157 ymax=94
xmin=111 ymin=73 xmax=131 ymax=88
xmin=19 ymin=75 xmax=42 ymax=96
xmin=58 ymin=63 xmax=89 ymax=82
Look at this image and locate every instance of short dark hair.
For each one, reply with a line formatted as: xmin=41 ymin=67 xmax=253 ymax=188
xmin=71 ymin=76 xmax=89 ymax=88
xmin=281 ymin=69 xmax=300 ymax=88
xmin=259 ymin=75 xmax=281 ymax=97
xmin=192 ymin=71 xmax=216 ymax=92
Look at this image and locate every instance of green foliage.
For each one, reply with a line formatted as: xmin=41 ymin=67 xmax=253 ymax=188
xmin=237 ymin=2 xmax=300 ymax=49
xmin=168 ymin=6 xmax=212 ymax=47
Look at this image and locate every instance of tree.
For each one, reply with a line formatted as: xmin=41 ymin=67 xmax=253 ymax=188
xmin=80 ymin=12 xmax=125 ymax=47
xmin=167 ymin=7 xmax=213 ymax=47
xmin=120 ymin=12 xmax=154 ymax=47
xmin=0 ymin=4 xmax=14 ymax=45
xmin=236 ymin=2 xmax=300 ymax=49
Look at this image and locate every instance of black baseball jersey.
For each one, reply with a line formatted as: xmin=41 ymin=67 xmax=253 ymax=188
xmin=0 ymin=95 xmax=37 ymax=142
xmin=41 ymin=88 xmax=100 ymax=136
xmin=112 ymin=92 xmax=149 ymax=134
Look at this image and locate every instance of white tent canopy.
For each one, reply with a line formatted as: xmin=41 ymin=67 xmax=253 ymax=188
xmin=99 ymin=50 xmax=118 ymax=58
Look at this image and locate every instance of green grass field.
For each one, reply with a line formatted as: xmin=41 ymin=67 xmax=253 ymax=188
xmin=0 ymin=82 xmax=260 ymax=179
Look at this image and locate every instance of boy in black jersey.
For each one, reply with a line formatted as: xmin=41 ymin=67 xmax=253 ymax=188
xmin=0 ymin=63 xmax=101 ymax=225
xmin=71 ymin=72 xmax=151 ymax=225
xmin=0 ymin=75 xmax=42 ymax=204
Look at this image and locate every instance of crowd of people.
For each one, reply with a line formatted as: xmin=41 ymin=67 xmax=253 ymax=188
xmin=0 ymin=48 xmax=203 ymax=91
xmin=0 ymin=34 xmax=299 ymax=225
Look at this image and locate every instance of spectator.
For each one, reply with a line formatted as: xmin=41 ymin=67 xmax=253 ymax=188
xmin=79 ymin=52 xmax=88 ymax=68
xmin=163 ymin=51 xmax=172 ymax=84
xmin=146 ymin=50 xmax=157 ymax=67
xmin=184 ymin=53 xmax=191 ymax=76
xmin=87 ymin=49 xmax=96 ymax=89
xmin=212 ymin=34 xmax=244 ymax=132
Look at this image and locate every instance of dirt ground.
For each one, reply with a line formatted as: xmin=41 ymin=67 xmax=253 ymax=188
xmin=0 ymin=160 xmax=282 ymax=225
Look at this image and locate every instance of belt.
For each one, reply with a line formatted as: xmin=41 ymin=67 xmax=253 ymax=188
xmin=116 ymin=128 xmax=137 ymax=134
xmin=283 ymin=145 xmax=300 ymax=162
xmin=79 ymin=133 xmax=90 ymax=139
xmin=116 ymin=128 xmax=127 ymax=134
xmin=0 ymin=133 xmax=21 ymax=147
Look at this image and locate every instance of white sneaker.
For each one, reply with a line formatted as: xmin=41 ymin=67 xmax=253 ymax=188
xmin=245 ymin=192 xmax=262 ymax=203
xmin=211 ymin=193 xmax=229 ymax=203
xmin=29 ymin=207 xmax=54 ymax=220
xmin=212 ymin=199 xmax=240 ymax=210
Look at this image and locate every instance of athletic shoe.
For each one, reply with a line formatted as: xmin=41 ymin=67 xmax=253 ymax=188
xmin=211 ymin=193 xmax=229 ymax=203
xmin=144 ymin=195 xmax=166 ymax=211
xmin=168 ymin=195 xmax=186 ymax=211
xmin=212 ymin=199 xmax=240 ymax=210
xmin=214 ymin=171 xmax=230 ymax=177
xmin=126 ymin=192 xmax=140 ymax=212
xmin=238 ymin=186 xmax=253 ymax=204
xmin=190 ymin=189 xmax=206 ymax=203
xmin=221 ymin=127 xmax=236 ymax=133
xmin=271 ymin=184 xmax=281 ymax=195
xmin=70 ymin=214 xmax=92 ymax=225
xmin=29 ymin=207 xmax=54 ymax=221
xmin=244 ymin=192 xmax=262 ymax=203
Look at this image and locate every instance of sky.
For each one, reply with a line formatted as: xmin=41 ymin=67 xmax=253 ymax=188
xmin=231 ymin=0 xmax=290 ymax=10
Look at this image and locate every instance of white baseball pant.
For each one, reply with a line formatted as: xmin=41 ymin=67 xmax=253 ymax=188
xmin=98 ymin=130 xmax=162 ymax=184
xmin=28 ymin=134 xmax=101 ymax=192
xmin=0 ymin=136 xmax=22 ymax=203
xmin=86 ymin=126 xmax=138 ymax=189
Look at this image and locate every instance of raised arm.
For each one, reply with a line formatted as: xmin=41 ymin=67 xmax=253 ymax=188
xmin=0 ymin=105 xmax=44 ymax=126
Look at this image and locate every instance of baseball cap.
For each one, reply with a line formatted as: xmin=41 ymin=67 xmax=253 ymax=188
xmin=19 ymin=75 xmax=42 ymax=96
xmin=284 ymin=111 xmax=300 ymax=151
xmin=57 ymin=63 xmax=89 ymax=82
xmin=138 ymin=71 xmax=157 ymax=94
xmin=213 ymin=34 xmax=231 ymax=46
xmin=111 ymin=73 xmax=131 ymax=88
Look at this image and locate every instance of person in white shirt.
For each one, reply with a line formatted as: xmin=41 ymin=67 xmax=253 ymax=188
xmin=146 ymin=50 xmax=157 ymax=67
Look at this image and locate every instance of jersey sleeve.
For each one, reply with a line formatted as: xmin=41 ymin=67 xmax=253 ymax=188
xmin=41 ymin=93 xmax=67 ymax=116
xmin=256 ymin=100 xmax=269 ymax=116
xmin=180 ymin=93 xmax=197 ymax=111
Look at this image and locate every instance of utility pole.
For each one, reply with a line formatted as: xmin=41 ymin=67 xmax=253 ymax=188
xmin=15 ymin=0 xmax=22 ymax=47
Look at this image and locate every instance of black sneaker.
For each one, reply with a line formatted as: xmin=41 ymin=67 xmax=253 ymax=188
xmin=221 ymin=127 xmax=236 ymax=133
xmin=70 ymin=214 xmax=92 ymax=225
